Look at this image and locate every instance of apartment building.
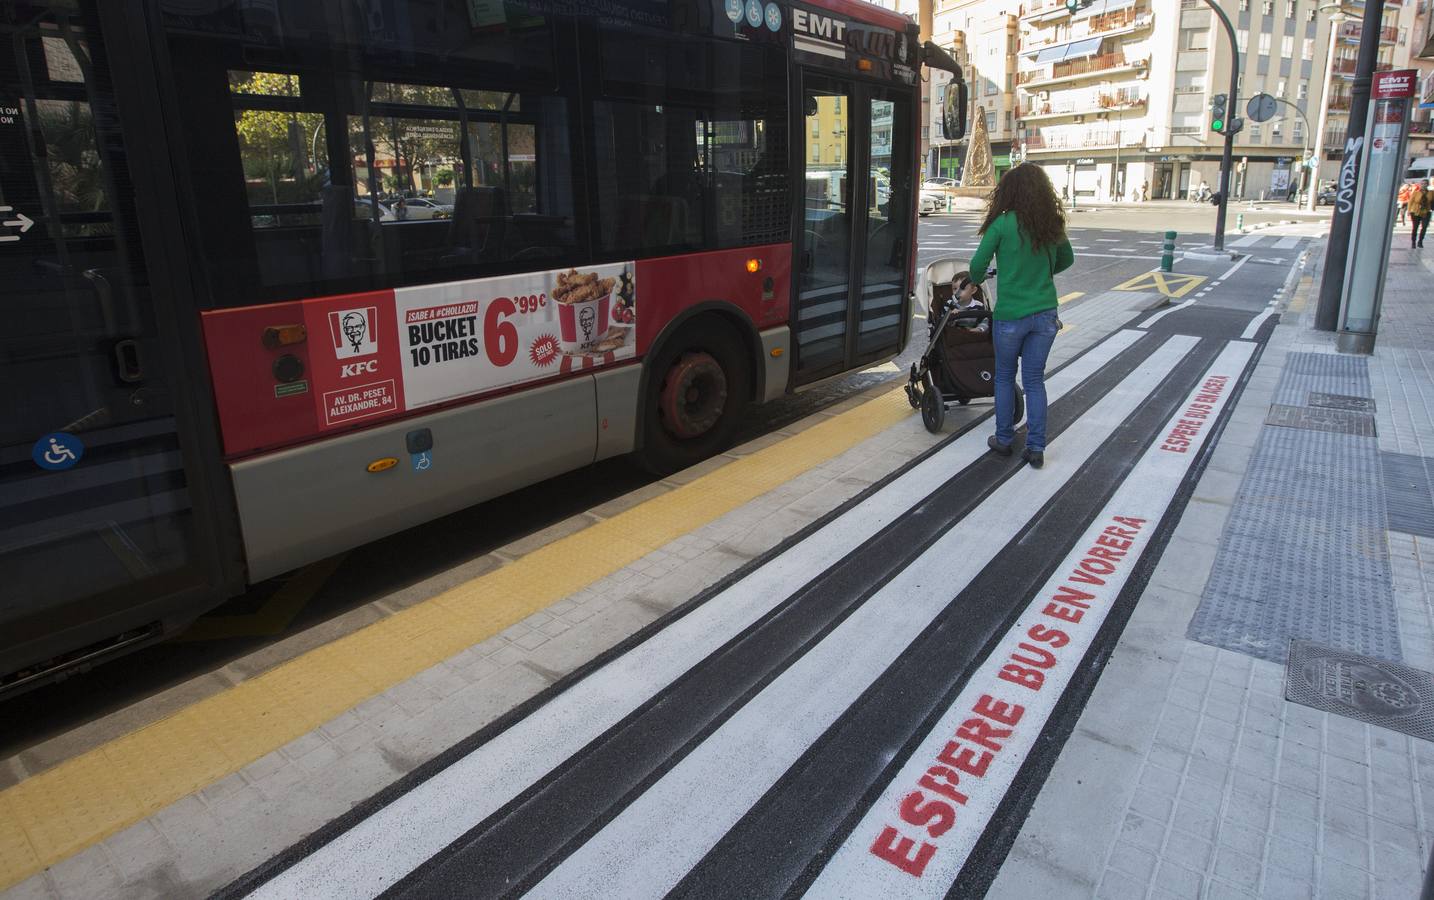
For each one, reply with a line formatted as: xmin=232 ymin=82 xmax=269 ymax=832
xmin=920 ymin=0 xmax=1424 ymax=201
xmin=929 ymin=1 xmax=1022 ymax=180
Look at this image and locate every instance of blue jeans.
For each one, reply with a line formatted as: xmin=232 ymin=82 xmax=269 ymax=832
xmin=993 ymin=309 xmax=1059 ymax=452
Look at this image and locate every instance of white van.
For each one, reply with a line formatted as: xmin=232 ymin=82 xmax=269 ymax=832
xmin=1405 ymin=157 xmax=1434 ymax=184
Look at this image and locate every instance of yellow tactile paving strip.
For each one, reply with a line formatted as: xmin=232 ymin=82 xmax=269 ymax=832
xmin=0 ymin=388 xmax=915 ymax=892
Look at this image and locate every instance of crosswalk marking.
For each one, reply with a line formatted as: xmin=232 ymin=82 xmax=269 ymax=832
xmin=808 ymin=340 xmax=1254 ymax=897
xmin=1058 ymin=291 xmax=1084 ymax=304
xmin=233 ymin=319 xmax=1271 ymax=900
xmin=243 ymin=334 xmax=1149 ymax=900
xmin=1273 ymin=236 xmax=1301 ymax=249
xmin=527 ymin=337 xmax=1199 ymax=900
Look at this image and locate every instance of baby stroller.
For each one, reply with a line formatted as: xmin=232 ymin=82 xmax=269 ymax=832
xmin=904 ymin=257 xmax=1023 ymax=433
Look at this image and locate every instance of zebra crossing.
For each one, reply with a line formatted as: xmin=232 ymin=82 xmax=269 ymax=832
xmin=225 ymin=319 xmax=1267 ymax=900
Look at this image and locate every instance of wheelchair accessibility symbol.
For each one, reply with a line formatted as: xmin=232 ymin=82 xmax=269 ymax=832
xmin=32 ymin=432 xmax=84 ymax=471
xmin=411 ymin=450 xmax=432 ymax=472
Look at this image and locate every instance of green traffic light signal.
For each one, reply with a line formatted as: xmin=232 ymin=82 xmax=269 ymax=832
xmin=1209 ymin=93 xmax=1228 ymax=134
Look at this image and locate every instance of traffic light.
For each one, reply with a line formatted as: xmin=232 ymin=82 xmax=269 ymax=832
xmin=1210 ymin=93 xmax=1228 ymax=134
xmin=1065 ymin=0 xmax=1092 ymax=11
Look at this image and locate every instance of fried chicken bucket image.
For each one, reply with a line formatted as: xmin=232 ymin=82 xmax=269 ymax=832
xmin=553 ymin=268 xmax=616 ymax=353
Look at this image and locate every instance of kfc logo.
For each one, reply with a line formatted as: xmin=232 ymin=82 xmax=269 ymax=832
xmin=329 ymin=307 xmax=379 ymax=357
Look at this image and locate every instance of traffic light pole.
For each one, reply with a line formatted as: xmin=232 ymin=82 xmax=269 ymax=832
xmin=1314 ymin=0 xmax=1387 ymax=332
xmin=1204 ymin=0 xmax=1239 ymax=252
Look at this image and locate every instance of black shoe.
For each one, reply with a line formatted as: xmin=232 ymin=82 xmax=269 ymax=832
xmin=1023 ymin=448 xmax=1045 ymax=469
xmin=987 ymin=435 xmax=1012 ymax=456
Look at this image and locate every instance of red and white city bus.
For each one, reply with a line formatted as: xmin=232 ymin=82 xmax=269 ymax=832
xmin=1 ymin=0 xmax=964 ymax=692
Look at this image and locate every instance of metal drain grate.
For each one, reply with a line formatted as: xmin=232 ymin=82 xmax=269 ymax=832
xmin=1285 ymin=640 xmax=1434 ymax=741
xmin=1309 ymin=392 xmax=1375 ymax=413
xmin=1265 ymin=403 xmax=1376 ymax=436
xmin=1382 ymin=451 xmax=1434 ymax=538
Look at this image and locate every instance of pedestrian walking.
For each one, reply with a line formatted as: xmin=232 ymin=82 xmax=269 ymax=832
xmin=1140 ymin=181 xmax=1148 ymax=202
xmin=958 ymin=163 xmax=1074 ymax=470
xmin=1398 ymin=180 xmax=1414 ymax=225
xmin=1408 ymin=180 xmax=1431 ymax=248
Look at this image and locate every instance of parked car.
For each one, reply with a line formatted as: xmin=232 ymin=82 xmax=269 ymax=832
xmin=402 ymin=197 xmax=451 ymax=219
xmin=1316 ymin=186 xmax=1336 ymax=207
xmin=354 ymin=198 xmax=396 ymax=221
xmin=919 ymin=190 xmax=943 ymax=216
xmin=922 ymin=177 xmax=957 ymax=192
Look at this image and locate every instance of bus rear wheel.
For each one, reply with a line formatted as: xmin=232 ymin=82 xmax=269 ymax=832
xmin=639 ymin=319 xmax=750 ymax=474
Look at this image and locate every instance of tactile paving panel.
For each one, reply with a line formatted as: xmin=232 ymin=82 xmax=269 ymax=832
xmin=1188 ymin=354 xmax=1401 ymax=664
xmin=1285 ymin=640 xmax=1434 ymax=741
xmin=1382 ymin=451 xmax=1434 ymax=538
xmin=1309 ymin=391 xmax=1376 ymax=412
xmin=1272 ymin=351 xmax=1371 ymax=406
xmin=1265 ymin=403 xmax=1377 ymax=436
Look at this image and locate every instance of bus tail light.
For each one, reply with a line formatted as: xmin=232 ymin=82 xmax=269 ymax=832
xmin=262 ymin=324 xmax=307 ymax=349
xmin=745 ymin=258 xmax=762 ymax=273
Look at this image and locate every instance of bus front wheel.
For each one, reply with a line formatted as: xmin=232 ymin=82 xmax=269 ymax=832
xmin=639 ymin=319 xmax=751 ymax=474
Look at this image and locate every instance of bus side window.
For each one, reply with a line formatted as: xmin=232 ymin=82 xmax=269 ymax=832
xmin=160 ymin=3 xmax=583 ymax=308
xmin=593 ymin=28 xmax=789 ymax=258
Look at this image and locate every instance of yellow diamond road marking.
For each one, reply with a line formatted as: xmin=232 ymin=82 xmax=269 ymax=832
xmin=1112 ymin=270 xmax=1206 ymax=299
xmin=0 ymin=387 xmax=918 ymax=893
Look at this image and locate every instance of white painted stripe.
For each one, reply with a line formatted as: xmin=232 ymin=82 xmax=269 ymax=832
xmin=807 ymin=340 xmax=1255 ymax=899
xmin=1228 ymin=234 xmax=1263 ymax=248
xmin=526 ymin=336 xmax=1201 ymax=900
xmin=1079 ymin=252 xmax=1162 ymax=260
xmin=1217 ymin=254 xmax=1251 ymax=281
xmin=1273 ymin=236 xmax=1301 ymax=249
xmin=243 ymin=331 xmax=1150 ymax=900
xmin=795 ymin=36 xmax=845 ymax=58
xmin=1138 ymin=298 xmax=1196 ymax=328
xmin=1095 ymin=238 xmax=1121 ymax=242
xmin=1240 ymin=309 xmax=1277 ymax=339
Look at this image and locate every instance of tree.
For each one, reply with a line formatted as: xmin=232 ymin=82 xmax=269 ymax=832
xmin=230 ymin=71 xmax=326 ymax=204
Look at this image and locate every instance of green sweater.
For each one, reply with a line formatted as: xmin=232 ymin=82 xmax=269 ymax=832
xmin=967 ymin=210 xmax=1075 ymax=321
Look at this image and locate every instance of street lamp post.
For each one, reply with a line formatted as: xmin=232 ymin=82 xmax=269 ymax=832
xmin=1308 ymin=4 xmax=1347 ymax=212
xmin=1202 ymin=0 xmax=1240 ymax=251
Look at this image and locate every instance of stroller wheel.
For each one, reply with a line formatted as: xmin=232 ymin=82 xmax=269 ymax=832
xmin=921 ymin=374 xmax=945 ymax=433
xmin=957 ymin=397 xmax=971 ymax=407
xmin=1013 ymin=386 xmax=1026 ymax=426
xmin=905 ymin=368 xmax=922 ymax=409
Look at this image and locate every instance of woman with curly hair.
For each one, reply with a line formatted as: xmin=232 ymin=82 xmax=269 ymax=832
xmin=958 ymin=163 xmax=1074 ymax=469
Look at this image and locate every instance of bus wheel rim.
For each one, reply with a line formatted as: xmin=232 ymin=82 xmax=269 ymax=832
xmin=659 ymin=352 xmax=727 ymax=440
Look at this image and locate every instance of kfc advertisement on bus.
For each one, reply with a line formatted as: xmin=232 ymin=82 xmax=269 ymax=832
xmin=201 ymin=261 xmax=638 ymax=455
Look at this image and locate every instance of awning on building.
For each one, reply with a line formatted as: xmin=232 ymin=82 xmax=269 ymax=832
xmin=1061 ymin=36 xmax=1104 ymax=61
xmin=1073 ymin=0 xmax=1137 ymax=20
xmin=1027 ymin=34 xmax=1104 ymax=65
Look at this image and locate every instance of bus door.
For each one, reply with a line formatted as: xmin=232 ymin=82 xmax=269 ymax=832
xmin=794 ymin=74 xmax=912 ymax=382
xmin=0 ymin=1 xmax=228 ymax=678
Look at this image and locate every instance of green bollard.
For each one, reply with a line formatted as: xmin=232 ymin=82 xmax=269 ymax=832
xmin=1161 ymin=230 xmax=1176 ymax=272
xmin=1237 ymin=213 xmax=1244 ymax=231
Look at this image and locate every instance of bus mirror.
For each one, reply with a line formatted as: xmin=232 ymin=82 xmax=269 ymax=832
xmin=943 ymin=82 xmax=967 ymax=141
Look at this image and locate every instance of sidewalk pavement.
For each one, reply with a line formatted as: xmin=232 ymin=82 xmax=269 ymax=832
xmin=989 ymin=241 xmax=1434 ymax=899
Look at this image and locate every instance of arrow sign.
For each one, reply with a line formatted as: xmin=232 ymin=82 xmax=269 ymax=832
xmin=1 ymin=207 xmax=34 ymax=232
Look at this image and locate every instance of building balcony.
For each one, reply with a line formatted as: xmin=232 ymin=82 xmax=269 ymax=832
xmin=1019 ymin=89 xmax=1147 ymax=121
xmin=1328 ymin=95 xmax=1352 ymax=110
xmin=1337 ymin=22 xmax=1400 ymax=43
xmin=1021 ymin=9 xmax=1152 ymax=51
xmin=1023 ymin=129 xmax=1146 ymax=152
xmin=1018 ymin=52 xmax=1149 ymax=89
xmin=1331 ymin=58 xmax=1394 ymax=76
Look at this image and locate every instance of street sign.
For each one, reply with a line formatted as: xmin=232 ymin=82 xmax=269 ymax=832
xmin=1246 ymin=92 xmax=1278 ymax=123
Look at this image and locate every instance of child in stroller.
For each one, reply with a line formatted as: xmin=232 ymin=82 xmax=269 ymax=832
xmin=905 ymin=256 xmax=1024 ymax=433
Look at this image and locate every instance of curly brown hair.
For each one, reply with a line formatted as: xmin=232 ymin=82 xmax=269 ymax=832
xmin=978 ymin=162 xmax=1066 ymax=251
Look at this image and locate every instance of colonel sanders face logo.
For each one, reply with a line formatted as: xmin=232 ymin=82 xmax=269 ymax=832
xmin=341 ymin=312 xmax=368 ymax=353
xmin=579 ymin=306 xmax=596 ymax=341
